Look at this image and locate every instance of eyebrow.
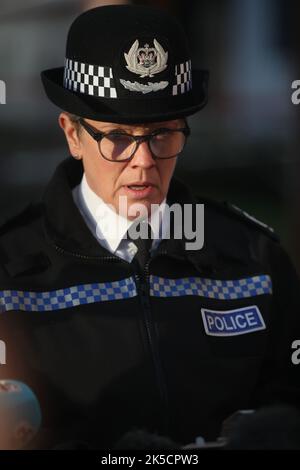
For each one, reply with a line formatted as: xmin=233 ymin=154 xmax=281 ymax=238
xmin=105 ymin=126 xmax=136 ymax=133
xmin=98 ymin=122 xmax=185 ymax=133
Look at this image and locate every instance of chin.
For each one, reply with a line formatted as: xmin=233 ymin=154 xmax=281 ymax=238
xmin=116 ymin=190 xmax=164 ymax=219
xmin=127 ymin=200 xmax=151 ymax=219
xmin=128 ymin=198 xmax=165 ymax=219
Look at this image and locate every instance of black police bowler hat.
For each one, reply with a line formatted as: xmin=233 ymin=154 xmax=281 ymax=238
xmin=41 ymin=4 xmax=209 ymax=123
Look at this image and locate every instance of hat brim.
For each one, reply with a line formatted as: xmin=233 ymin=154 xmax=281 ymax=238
xmin=41 ymin=67 xmax=208 ymax=123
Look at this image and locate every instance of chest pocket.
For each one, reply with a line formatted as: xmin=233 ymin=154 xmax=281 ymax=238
xmin=149 ymin=273 xmax=272 ymax=358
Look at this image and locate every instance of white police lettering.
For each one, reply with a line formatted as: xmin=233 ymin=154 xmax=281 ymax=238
xmin=291 ymin=340 xmax=300 ymax=365
xmin=201 ymin=305 xmax=266 ymax=336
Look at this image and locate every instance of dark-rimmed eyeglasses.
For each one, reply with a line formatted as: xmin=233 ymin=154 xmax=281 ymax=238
xmin=78 ymin=118 xmax=190 ymax=162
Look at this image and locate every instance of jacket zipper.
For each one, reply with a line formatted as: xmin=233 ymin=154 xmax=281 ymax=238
xmin=53 ymin=243 xmax=119 ymax=262
xmin=53 ymin=242 xmax=170 ymax=434
xmin=134 ymin=260 xmax=170 ymax=435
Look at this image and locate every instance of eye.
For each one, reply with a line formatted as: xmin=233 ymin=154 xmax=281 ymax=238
xmin=100 ymin=133 xmax=135 ymax=160
xmin=153 ymin=131 xmax=171 ymax=141
xmin=107 ymin=133 xmax=131 ymax=144
xmin=103 ymin=134 xmax=134 ymax=153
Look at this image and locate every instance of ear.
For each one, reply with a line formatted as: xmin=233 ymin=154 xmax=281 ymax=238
xmin=58 ymin=112 xmax=83 ymax=159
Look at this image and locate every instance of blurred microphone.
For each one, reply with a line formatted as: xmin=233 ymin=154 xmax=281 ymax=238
xmin=224 ymin=405 xmax=300 ymax=449
xmin=0 ymin=380 xmax=41 ymax=449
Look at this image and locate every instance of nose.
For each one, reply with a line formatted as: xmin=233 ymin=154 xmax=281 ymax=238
xmin=129 ymin=141 xmax=156 ymax=169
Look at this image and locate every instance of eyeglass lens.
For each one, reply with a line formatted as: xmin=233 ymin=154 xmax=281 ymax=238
xmin=99 ymin=130 xmax=186 ymax=161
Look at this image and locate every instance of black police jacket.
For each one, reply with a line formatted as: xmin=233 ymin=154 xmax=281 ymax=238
xmin=0 ymin=157 xmax=299 ymax=448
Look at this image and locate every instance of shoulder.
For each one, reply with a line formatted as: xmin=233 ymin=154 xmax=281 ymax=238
xmin=0 ymin=202 xmax=46 ymax=278
xmin=169 ymin=178 xmax=279 ymax=246
xmin=0 ymin=202 xmax=43 ymax=240
xmin=170 ymin=178 xmax=278 ymax=242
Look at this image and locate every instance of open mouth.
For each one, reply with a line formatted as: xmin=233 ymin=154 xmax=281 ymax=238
xmin=127 ymin=185 xmax=150 ymax=190
xmin=124 ymin=184 xmax=155 ymax=197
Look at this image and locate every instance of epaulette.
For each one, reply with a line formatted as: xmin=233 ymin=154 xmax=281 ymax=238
xmin=224 ymin=203 xmax=279 ymax=240
xmin=0 ymin=202 xmax=43 ymax=237
xmin=199 ymin=197 xmax=279 ymax=242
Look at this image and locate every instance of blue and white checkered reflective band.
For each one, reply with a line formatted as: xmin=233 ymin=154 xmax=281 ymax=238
xmin=0 ymin=277 xmax=137 ymax=312
xmin=150 ymin=275 xmax=272 ymax=300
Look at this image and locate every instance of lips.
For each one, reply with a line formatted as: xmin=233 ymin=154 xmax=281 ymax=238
xmin=128 ymin=185 xmax=149 ymax=190
xmin=126 ymin=182 xmax=154 ymax=188
xmin=125 ymin=181 xmax=155 ymax=191
xmin=122 ymin=183 xmax=156 ymax=199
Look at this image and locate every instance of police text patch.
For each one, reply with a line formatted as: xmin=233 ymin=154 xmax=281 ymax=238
xmin=201 ymin=305 xmax=266 ymax=336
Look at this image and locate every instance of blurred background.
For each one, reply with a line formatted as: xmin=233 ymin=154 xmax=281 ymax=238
xmin=0 ymin=0 xmax=300 ymax=270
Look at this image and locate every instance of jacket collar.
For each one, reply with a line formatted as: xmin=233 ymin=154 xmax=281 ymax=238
xmin=42 ymin=157 xmax=251 ymax=273
xmin=43 ymin=157 xmax=105 ymax=256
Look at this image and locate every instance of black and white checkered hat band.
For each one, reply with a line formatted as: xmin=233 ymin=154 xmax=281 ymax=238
xmin=63 ymin=58 xmax=118 ymax=98
xmin=63 ymin=58 xmax=192 ymax=98
xmin=172 ymin=60 xmax=192 ymax=96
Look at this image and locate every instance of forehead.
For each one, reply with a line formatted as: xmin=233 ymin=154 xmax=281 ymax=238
xmin=86 ymin=118 xmax=185 ymax=132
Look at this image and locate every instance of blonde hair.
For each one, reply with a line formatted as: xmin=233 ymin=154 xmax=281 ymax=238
xmin=65 ymin=112 xmax=82 ymax=134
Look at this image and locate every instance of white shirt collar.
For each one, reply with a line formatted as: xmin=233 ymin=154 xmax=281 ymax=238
xmin=73 ymin=174 xmax=168 ymax=256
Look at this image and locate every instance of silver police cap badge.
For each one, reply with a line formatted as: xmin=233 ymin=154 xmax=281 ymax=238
xmin=121 ymin=39 xmax=169 ymax=94
xmin=124 ymin=39 xmax=168 ymax=78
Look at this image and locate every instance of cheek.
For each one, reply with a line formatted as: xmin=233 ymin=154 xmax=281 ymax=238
xmin=82 ymin=138 xmax=99 ymax=162
xmin=84 ymin=154 xmax=123 ymax=195
xmin=159 ymin=160 xmax=177 ymax=187
xmin=82 ymin=138 xmax=103 ymax=170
